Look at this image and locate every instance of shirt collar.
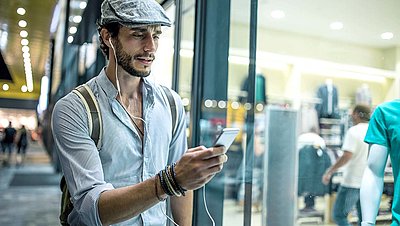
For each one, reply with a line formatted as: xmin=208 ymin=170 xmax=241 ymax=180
xmin=96 ymin=67 xmax=155 ymax=105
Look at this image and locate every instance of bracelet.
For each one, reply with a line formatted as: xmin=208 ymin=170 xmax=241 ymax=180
xmin=163 ymin=166 xmax=181 ymax=197
xmin=159 ymin=170 xmax=173 ymax=196
xmin=165 ymin=165 xmax=182 ymax=197
xmin=155 ymin=174 xmax=167 ymax=201
xmin=171 ymin=163 xmax=187 ymax=196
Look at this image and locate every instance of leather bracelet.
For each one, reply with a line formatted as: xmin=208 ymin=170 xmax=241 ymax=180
xmin=163 ymin=167 xmax=181 ymax=197
xmin=165 ymin=165 xmax=181 ymax=196
xmin=155 ymin=174 xmax=167 ymax=201
xmin=171 ymin=163 xmax=187 ymax=196
xmin=159 ymin=170 xmax=173 ymax=196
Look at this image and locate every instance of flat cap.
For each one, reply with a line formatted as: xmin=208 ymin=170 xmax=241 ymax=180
xmin=100 ymin=0 xmax=171 ymax=27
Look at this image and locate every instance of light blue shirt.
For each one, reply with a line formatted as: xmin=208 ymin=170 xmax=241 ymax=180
xmin=52 ymin=69 xmax=188 ymax=226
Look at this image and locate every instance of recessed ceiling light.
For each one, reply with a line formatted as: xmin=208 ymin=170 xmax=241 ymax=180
xmin=22 ymin=45 xmax=30 ymax=53
xmin=23 ymin=52 xmax=30 ymax=58
xmin=2 ymin=84 xmax=9 ymax=91
xmin=21 ymin=85 xmax=28 ymax=92
xmin=18 ymin=20 xmax=27 ymax=28
xmin=69 ymin=26 xmax=77 ymax=34
xmin=20 ymin=30 xmax=28 ymax=38
xmin=72 ymin=16 xmax=82 ymax=23
xmin=381 ymin=32 xmax=394 ymax=40
xmin=21 ymin=38 xmax=29 ymax=46
xmin=330 ymin=21 xmax=343 ymax=30
xmin=17 ymin=8 xmax=26 ymax=15
xmin=271 ymin=10 xmax=285 ymax=19
xmin=67 ymin=36 xmax=74 ymax=43
xmin=79 ymin=2 xmax=87 ymax=9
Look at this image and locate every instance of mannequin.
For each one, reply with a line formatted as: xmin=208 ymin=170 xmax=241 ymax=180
xmin=360 ymin=99 xmax=400 ymax=225
xmin=315 ymin=78 xmax=339 ymax=119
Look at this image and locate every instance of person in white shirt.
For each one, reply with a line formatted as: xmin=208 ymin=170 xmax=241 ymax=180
xmin=322 ymin=104 xmax=371 ymax=226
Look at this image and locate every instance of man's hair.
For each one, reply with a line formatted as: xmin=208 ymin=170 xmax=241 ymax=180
xmin=97 ymin=22 xmax=122 ymax=59
xmin=353 ymin=104 xmax=371 ymax=121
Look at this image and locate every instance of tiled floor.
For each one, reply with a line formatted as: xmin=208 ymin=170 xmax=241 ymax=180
xmin=0 ymin=142 xmax=61 ymax=226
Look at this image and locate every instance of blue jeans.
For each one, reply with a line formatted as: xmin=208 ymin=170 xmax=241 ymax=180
xmin=332 ymin=186 xmax=362 ymax=226
xmin=3 ymin=143 xmax=14 ymax=154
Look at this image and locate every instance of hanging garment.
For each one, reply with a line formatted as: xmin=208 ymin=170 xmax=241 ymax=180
xmin=298 ymin=145 xmax=332 ymax=196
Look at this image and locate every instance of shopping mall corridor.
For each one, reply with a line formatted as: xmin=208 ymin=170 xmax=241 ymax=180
xmin=0 ymin=141 xmax=60 ymax=226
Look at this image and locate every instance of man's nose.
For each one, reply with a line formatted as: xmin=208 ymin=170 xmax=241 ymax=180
xmin=143 ymin=36 xmax=156 ymax=53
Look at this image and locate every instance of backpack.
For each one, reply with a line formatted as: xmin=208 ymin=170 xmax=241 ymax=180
xmin=59 ymin=84 xmax=178 ymax=225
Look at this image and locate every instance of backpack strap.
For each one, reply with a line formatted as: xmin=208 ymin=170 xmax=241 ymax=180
xmin=59 ymin=84 xmax=103 ymax=225
xmin=72 ymin=84 xmax=102 ymax=149
xmin=160 ymin=85 xmax=177 ymax=136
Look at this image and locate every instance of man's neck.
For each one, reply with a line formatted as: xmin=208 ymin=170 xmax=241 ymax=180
xmin=105 ymin=65 xmax=142 ymax=97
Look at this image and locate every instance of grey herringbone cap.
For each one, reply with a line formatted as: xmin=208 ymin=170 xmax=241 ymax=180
xmin=100 ymin=0 xmax=171 ymax=27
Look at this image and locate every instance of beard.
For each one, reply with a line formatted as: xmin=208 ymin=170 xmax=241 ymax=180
xmin=114 ymin=39 xmax=153 ymax=78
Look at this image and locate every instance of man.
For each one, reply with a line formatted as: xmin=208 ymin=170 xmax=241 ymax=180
xmin=360 ymin=100 xmax=400 ymax=226
xmin=51 ymin=0 xmax=227 ymax=225
xmin=3 ymin=121 xmax=16 ymax=166
xmin=322 ymin=104 xmax=370 ymax=226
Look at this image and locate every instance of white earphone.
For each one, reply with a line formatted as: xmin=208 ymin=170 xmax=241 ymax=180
xmin=108 ymin=37 xmax=121 ymax=95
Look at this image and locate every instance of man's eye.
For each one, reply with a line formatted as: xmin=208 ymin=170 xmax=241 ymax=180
xmin=133 ymin=34 xmax=144 ymax=38
xmin=153 ymin=35 xmax=160 ymax=40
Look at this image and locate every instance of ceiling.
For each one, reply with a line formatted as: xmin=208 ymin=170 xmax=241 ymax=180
xmin=0 ymin=0 xmax=399 ymax=103
xmin=244 ymin=0 xmax=400 ymax=48
xmin=0 ymin=0 xmax=57 ymax=100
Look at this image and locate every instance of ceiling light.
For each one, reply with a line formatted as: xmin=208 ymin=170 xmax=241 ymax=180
xmin=22 ymin=45 xmax=30 ymax=53
xmin=20 ymin=30 xmax=28 ymax=38
xmin=21 ymin=38 xmax=29 ymax=45
xmin=72 ymin=16 xmax=82 ymax=23
xmin=21 ymin=85 xmax=28 ymax=92
xmin=17 ymin=8 xmax=26 ymax=15
xmin=271 ymin=10 xmax=285 ymax=19
xmin=381 ymin=32 xmax=394 ymax=40
xmin=330 ymin=21 xmax=343 ymax=30
xmin=69 ymin=26 xmax=77 ymax=34
xmin=18 ymin=20 xmax=27 ymax=28
xmin=23 ymin=52 xmax=30 ymax=58
xmin=2 ymin=84 xmax=9 ymax=91
xmin=80 ymin=2 xmax=87 ymax=9
xmin=67 ymin=36 xmax=74 ymax=43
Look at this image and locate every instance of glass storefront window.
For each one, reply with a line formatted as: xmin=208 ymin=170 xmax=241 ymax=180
xmin=165 ymin=0 xmax=399 ymax=225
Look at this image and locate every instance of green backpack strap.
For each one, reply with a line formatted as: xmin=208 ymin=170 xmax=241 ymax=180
xmin=59 ymin=84 xmax=102 ymax=225
xmin=161 ymin=85 xmax=177 ymax=135
xmin=72 ymin=84 xmax=102 ymax=149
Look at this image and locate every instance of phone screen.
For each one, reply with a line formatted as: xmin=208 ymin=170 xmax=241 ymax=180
xmin=213 ymin=128 xmax=240 ymax=150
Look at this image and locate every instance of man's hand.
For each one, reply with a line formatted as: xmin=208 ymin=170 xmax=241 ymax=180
xmin=322 ymin=171 xmax=332 ymax=185
xmin=174 ymin=146 xmax=228 ymax=190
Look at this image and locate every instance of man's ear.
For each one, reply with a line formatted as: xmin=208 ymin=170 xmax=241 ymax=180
xmin=100 ymin=28 xmax=111 ymax=47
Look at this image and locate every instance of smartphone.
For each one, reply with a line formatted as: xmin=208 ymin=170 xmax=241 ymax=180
xmin=213 ymin=128 xmax=240 ymax=150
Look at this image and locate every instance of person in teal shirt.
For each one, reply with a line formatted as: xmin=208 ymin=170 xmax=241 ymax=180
xmin=360 ymin=99 xmax=400 ymax=226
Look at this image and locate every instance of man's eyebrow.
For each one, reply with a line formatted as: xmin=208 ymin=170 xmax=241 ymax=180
xmin=130 ymin=27 xmax=162 ymax=34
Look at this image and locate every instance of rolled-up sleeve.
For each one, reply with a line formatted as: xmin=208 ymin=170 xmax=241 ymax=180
xmin=52 ymin=94 xmax=114 ymax=226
